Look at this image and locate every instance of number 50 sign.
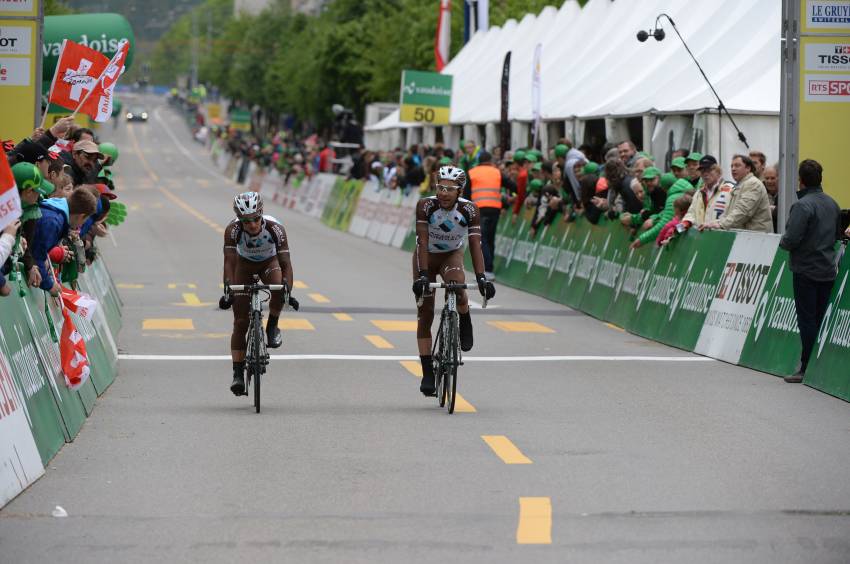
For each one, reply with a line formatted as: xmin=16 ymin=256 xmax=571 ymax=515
xmin=399 ymin=70 xmax=452 ymax=125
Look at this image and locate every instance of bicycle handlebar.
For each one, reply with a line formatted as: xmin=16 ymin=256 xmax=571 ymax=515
xmin=229 ymin=284 xmax=288 ymax=292
xmin=417 ymin=282 xmax=488 ymax=309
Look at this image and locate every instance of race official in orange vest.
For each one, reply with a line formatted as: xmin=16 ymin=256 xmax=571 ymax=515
xmin=467 ymin=151 xmax=511 ymax=279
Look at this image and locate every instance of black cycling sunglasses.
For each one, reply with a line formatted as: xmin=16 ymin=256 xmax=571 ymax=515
xmin=240 ymin=216 xmax=262 ymax=225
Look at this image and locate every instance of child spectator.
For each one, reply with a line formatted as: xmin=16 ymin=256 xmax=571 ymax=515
xmin=657 ymin=194 xmax=693 ymax=246
xmin=30 ymin=187 xmax=98 ymax=295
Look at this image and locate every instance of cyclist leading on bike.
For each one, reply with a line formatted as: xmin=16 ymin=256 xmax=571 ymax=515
xmin=222 ymin=192 xmax=296 ymax=396
xmin=412 ymin=166 xmax=496 ymax=397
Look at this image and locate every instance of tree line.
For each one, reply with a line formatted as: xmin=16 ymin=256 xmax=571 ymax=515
xmin=151 ymin=0 xmax=585 ymax=130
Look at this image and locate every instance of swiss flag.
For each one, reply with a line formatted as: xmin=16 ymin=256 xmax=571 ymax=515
xmin=0 ymin=151 xmax=21 ymax=232
xmin=59 ymin=308 xmax=90 ymax=390
xmin=59 ymin=284 xmax=98 ymax=320
xmin=47 ymin=39 xmax=130 ymax=123
xmin=48 ymin=39 xmax=110 ymax=115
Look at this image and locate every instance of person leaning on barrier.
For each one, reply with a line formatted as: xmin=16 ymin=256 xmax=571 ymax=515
xmin=0 ymin=219 xmax=21 ymax=297
xmin=30 ymin=186 xmax=99 ymax=296
xmin=702 ymin=154 xmax=773 ymax=233
xmin=681 ymin=157 xmax=734 ymax=230
xmin=779 ymin=159 xmax=842 ymax=383
xmin=629 ymin=178 xmax=691 ymax=250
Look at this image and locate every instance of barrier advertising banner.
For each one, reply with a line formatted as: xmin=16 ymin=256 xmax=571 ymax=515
xmin=805 ymin=251 xmax=850 ymax=400
xmin=695 ymin=233 xmax=780 ymax=364
xmin=0 ymin=347 xmax=44 ymax=507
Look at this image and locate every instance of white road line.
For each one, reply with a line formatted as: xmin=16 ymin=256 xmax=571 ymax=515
xmin=118 ymin=354 xmax=714 ymax=362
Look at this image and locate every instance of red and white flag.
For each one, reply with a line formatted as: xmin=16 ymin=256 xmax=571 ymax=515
xmin=92 ymin=39 xmax=130 ymax=123
xmin=435 ymin=0 xmax=452 ymax=71
xmin=60 ymin=285 xmax=98 ymax=320
xmin=47 ymin=39 xmax=130 ymax=123
xmin=59 ymin=308 xmax=90 ymax=390
xmin=48 ymin=39 xmax=110 ymax=115
xmin=0 ymin=150 xmax=22 ymax=232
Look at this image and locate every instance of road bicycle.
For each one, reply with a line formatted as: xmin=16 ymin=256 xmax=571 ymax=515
xmin=228 ymin=276 xmax=289 ymax=413
xmin=421 ymin=282 xmax=487 ymax=414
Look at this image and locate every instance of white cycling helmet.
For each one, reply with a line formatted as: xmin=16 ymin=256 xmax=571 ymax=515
xmin=437 ymin=165 xmax=466 ymax=187
xmin=233 ymin=191 xmax=263 ymax=219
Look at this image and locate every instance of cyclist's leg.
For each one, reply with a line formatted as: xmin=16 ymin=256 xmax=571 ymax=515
xmin=440 ymin=249 xmax=473 ymax=351
xmin=414 ymin=251 xmax=443 ymax=395
xmin=230 ymin=259 xmax=258 ymax=394
xmin=261 ymin=260 xmax=284 ymax=348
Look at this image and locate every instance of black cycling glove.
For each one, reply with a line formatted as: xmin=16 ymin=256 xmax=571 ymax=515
xmin=476 ymin=274 xmax=496 ymax=300
xmin=412 ymin=270 xmax=430 ymax=299
xmin=288 ymin=296 xmax=300 ymax=311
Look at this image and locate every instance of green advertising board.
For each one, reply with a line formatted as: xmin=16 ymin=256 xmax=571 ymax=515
xmin=399 ymin=70 xmax=452 ymax=125
xmin=42 ymin=13 xmax=135 ymax=95
xmin=738 ymin=249 xmax=802 ymax=376
xmin=805 ymin=249 xmax=850 ymax=401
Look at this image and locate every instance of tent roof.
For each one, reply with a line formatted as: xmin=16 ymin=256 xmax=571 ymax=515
xmin=367 ymin=0 xmax=780 ymax=131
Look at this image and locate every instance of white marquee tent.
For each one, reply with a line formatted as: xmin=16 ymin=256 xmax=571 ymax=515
xmin=365 ymin=0 xmax=781 ymax=169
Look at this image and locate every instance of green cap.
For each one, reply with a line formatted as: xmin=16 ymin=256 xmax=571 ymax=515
xmin=660 ymin=172 xmax=677 ymax=191
xmin=641 ymin=166 xmax=661 ymax=180
xmin=637 ymin=151 xmax=655 ymax=162
xmin=12 ymin=162 xmax=53 ymax=197
xmin=670 ymin=157 xmax=686 ymax=169
xmin=528 ymin=179 xmax=544 ymax=192
xmin=438 ymin=156 xmax=454 ymax=165
xmin=525 ymin=153 xmax=539 ymax=163
xmin=531 ymin=162 xmax=542 ymax=171
xmin=513 ymin=150 xmax=527 ymax=162
xmin=99 ymin=142 xmax=119 ymax=165
xmin=554 ymin=144 xmax=569 ymax=158
xmin=686 ymin=152 xmax=703 ymax=162
xmin=528 ymin=149 xmax=542 ymax=160
xmin=582 ymin=161 xmax=599 ymax=175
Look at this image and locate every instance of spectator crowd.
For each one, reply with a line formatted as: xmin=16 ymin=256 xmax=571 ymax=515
xmin=2 ymin=116 xmax=126 ymax=300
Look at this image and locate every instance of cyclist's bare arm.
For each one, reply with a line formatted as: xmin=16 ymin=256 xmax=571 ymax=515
xmin=414 ymin=199 xmax=431 ymax=275
xmin=465 ymin=202 xmax=486 ymax=275
xmin=223 ymin=224 xmax=239 ymax=285
xmin=275 ymin=223 xmax=294 ymax=291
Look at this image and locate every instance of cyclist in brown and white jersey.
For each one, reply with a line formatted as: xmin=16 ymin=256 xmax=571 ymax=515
xmin=220 ymin=192 xmax=297 ymax=396
xmin=412 ymin=166 xmax=496 ymax=397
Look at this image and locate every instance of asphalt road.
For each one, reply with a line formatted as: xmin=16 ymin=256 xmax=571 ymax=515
xmin=1 ymin=95 xmax=849 ymax=564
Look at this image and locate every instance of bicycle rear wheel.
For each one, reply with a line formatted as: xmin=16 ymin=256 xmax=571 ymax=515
xmin=444 ymin=311 xmax=459 ymax=414
xmin=251 ymin=310 xmax=263 ymax=413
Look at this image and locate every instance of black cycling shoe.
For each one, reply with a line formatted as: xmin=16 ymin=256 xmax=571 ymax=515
xmin=460 ymin=312 xmax=473 ymax=352
xmin=420 ymin=373 xmax=437 ymax=397
xmin=230 ymin=373 xmax=246 ymax=396
xmin=266 ymin=326 xmax=282 ymax=349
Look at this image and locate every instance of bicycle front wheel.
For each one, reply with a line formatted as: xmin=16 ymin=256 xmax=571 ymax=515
xmin=444 ymin=311 xmax=459 ymax=414
xmin=251 ymin=310 xmax=263 ymax=413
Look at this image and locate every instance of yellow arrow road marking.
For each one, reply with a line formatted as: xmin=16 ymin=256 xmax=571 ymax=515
xmin=364 ymin=335 xmax=394 ymax=349
xmin=333 ymin=313 xmax=353 ymax=321
xmin=293 ymin=280 xmax=309 ymax=289
xmin=372 ymin=320 xmax=418 ymax=332
xmin=117 ymin=283 xmax=145 ymax=289
xmin=168 ymin=283 xmax=197 ymax=289
xmin=172 ymin=293 xmax=213 ymax=307
xmin=482 ymin=436 xmax=532 ymax=464
xmin=143 ymin=319 xmax=194 ymax=330
xmin=308 ymin=293 xmax=330 ymax=303
xmin=488 ymin=321 xmax=555 ymax=334
xmin=517 ymin=497 xmax=552 ymax=544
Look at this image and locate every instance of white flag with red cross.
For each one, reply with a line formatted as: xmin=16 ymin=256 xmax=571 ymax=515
xmin=47 ymin=39 xmax=130 ymax=123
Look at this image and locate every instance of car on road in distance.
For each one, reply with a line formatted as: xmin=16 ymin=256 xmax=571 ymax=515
xmin=126 ymin=107 xmax=148 ymax=122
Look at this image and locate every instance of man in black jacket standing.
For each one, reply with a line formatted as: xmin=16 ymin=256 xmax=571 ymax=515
xmin=779 ymin=159 xmax=841 ymax=383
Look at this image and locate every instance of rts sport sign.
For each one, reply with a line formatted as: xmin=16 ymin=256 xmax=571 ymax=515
xmin=399 ymin=70 xmax=452 ymax=125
